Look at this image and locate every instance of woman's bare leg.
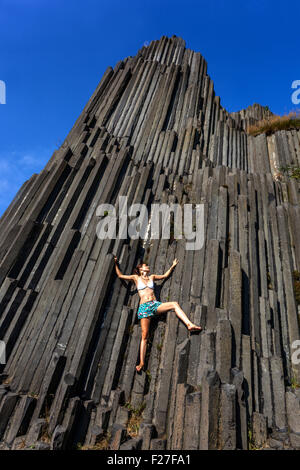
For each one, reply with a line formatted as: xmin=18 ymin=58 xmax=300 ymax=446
xmin=156 ymin=301 xmax=202 ymax=331
xmin=136 ymin=318 xmax=151 ymax=372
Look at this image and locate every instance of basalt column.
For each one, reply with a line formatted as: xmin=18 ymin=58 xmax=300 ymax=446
xmin=0 ymin=35 xmax=300 ymax=451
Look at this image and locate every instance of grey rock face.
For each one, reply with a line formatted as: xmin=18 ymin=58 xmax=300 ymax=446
xmin=0 ymin=34 xmax=299 ymax=450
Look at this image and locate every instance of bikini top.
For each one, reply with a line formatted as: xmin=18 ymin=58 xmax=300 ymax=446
xmin=137 ymin=276 xmax=155 ymax=291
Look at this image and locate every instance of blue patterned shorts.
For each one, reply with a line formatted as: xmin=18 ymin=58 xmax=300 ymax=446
xmin=137 ymin=300 xmax=162 ymax=320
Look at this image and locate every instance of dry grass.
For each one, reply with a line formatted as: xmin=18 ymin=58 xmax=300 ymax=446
xmin=249 ymin=441 xmax=270 ymax=450
xmin=78 ymin=432 xmax=112 ymax=450
xmin=247 ymin=110 xmax=300 ymax=136
xmin=2 ymin=376 xmax=12 ymax=385
xmin=15 ymin=438 xmax=26 ymax=450
xmin=127 ymin=413 xmax=144 ymax=438
xmin=40 ymin=425 xmax=51 ymax=443
xmin=125 ymin=401 xmax=146 ymax=438
xmin=248 ymin=426 xmax=269 ymax=450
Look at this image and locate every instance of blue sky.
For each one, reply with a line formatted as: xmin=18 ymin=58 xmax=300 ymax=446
xmin=0 ymin=0 xmax=299 ymax=216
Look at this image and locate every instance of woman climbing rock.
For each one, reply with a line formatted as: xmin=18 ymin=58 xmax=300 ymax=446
xmin=113 ymin=256 xmax=202 ymax=372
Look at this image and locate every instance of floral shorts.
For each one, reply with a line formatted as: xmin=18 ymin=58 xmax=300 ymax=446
xmin=137 ymin=300 xmax=162 ymax=320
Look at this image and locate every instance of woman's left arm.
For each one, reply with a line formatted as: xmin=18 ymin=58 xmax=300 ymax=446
xmin=152 ymin=258 xmax=178 ymax=280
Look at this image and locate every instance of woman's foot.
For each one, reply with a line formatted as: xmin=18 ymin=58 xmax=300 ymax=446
xmin=136 ymin=363 xmax=145 ymax=372
xmin=187 ymin=322 xmax=202 ymax=332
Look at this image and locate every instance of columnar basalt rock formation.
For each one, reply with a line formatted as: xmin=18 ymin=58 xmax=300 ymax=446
xmin=0 ymin=35 xmax=300 ymax=450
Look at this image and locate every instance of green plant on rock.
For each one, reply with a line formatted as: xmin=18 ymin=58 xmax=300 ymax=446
xmin=279 ymin=165 xmax=300 ymax=180
xmin=124 ymin=401 xmax=133 ymax=411
xmin=247 ymin=422 xmax=265 ymax=450
xmin=248 ymin=425 xmax=257 ymax=450
xmin=145 ymin=369 xmax=152 ymax=382
xmin=290 ymin=374 xmax=300 ymax=390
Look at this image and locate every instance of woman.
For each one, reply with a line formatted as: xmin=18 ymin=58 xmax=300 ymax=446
xmin=113 ymin=256 xmax=202 ymax=372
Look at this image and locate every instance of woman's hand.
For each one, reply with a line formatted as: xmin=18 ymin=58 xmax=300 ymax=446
xmin=113 ymin=255 xmax=118 ymax=263
xmin=172 ymin=258 xmax=179 ymax=268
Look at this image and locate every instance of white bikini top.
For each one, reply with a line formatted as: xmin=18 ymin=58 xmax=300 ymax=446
xmin=137 ymin=276 xmax=154 ymax=291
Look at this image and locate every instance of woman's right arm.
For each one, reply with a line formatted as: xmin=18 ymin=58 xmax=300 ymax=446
xmin=114 ymin=256 xmax=137 ymax=281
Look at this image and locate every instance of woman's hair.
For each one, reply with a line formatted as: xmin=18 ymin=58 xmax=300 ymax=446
xmin=134 ymin=261 xmax=148 ymax=275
